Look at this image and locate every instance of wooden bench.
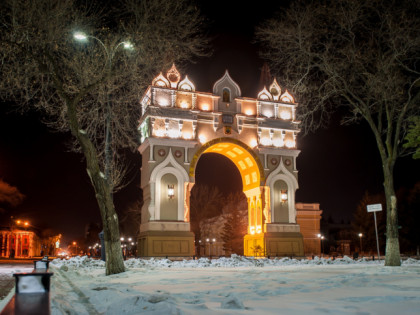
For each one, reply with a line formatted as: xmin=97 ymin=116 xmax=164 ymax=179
xmin=0 ymin=259 xmax=54 ymax=315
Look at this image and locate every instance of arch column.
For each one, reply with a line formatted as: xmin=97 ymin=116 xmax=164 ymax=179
xmin=138 ymin=141 xmax=195 ymax=258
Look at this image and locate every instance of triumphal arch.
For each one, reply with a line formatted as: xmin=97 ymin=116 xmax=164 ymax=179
xmin=137 ymin=65 xmax=304 ymax=257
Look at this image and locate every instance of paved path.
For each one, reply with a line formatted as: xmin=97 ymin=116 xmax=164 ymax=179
xmin=0 ymin=262 xmax=33 ymax=301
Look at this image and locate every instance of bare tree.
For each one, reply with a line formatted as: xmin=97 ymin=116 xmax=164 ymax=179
xmin=256 ymin=0 xmax=420 ymax=266
xmin=0 ymin=0 xmax=209 ymax=274
xmin=190 ymin=185 xmax=224 ymax=253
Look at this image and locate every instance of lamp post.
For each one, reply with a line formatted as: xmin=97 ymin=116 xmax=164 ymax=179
xmin=72 ymin=241 xmax=78 ymax=256
xmin=358 ymin=233 xmax=363 ymax=256
xmin=317 ymin=234 xmax=324 ymax=257
xmin=206 ymin=238 xmax=216 ymax=259
xmin=73 ymin=32 xmax=133 ymax=191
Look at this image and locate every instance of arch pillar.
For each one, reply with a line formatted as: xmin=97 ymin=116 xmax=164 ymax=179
xmin=138 ymin=140 xmax=196 ymax=257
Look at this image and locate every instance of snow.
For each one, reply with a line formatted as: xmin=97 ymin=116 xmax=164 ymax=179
xmin=17 ymin=275 xmax=45 ymax=293
xmin=46 ymin=256 xmax=420 ymax=314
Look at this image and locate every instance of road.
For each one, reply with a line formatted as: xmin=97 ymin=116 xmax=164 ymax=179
xmin=0 ymin=260 xmax=33 ymax=301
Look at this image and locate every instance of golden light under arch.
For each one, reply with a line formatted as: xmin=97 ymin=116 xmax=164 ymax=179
xmin=189 ymin=138 xmax=265 ymax=191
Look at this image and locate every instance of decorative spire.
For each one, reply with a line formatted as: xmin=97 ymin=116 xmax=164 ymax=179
xmin=166 ymin=64 xmax=181 ymax=88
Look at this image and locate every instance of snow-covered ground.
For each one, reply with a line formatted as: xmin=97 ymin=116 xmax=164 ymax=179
xmin=5 ymin=256 xmax=420 ymax=314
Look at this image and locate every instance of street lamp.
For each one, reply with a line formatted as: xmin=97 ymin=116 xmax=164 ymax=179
xmin=206 ymin=238 xmax=216 ymax=259
xmin=317 ymin=234 xmax=324 ymax=257
xmin=73 ymin=31 xmax=134 ymax=184
xmin=358 ymin=233 xmax=363 ymax=256
xmin=72 ymin=241 xmax=78 ymax=256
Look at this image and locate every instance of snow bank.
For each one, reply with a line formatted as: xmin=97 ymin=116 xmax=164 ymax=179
xmin=50 ymin=254 xmax=420 ymax=270
xmin=48 ymin=255 xmax=420 ymax=315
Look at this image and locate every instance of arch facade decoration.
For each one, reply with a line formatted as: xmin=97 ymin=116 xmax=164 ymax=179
xmin=137 ymin=65 xmax=304 ymax=258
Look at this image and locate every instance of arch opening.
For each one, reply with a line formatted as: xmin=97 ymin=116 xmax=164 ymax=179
xmin=189 ymin=139 xmax=267 ymax=256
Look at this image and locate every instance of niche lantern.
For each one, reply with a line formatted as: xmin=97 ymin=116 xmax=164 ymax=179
xmin=168 ymin=185 xmax=175 ymax=199
xmin=280 ymin=190 xmax=288 ymax=203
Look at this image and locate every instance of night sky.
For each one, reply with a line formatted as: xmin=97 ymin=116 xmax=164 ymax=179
xmin=1 ymin=0 xmax=419 ymax=245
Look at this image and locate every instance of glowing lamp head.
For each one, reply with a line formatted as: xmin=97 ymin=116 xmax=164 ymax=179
xmin=260 ymin=137 xmax=272 ymax=146
xmin=180 ymin=101 xmax=189 ymax=109
xmin=183 ymin=132 xmax=192 ymax=140
xmin=285 ymin=140 xmax=295 ymax=148
xmin=358 ymin=233 xmax=363 ymax=237
xmin=123 ymin=41 xmax=134 ymax=50
xmin=280 ymin=190 xmax=288 ymax=203
xmin=199 ymin=134 xmax=207 ymax=144
xmin=155 ymin=129 xmax=165 ymax=137
xmin=273 ymin=138 xmax=284 ymax=147
xmin=280 ymin=111 xmax=292 ymax=120
xmin=74 ymin=32 xmax=88 ymax=41
xmin=168 ymin=184 xmax=175 ymax=199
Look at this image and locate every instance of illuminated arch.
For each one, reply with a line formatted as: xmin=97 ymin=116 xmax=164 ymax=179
xmin=189 ymin=138 xmax=265 ymax=191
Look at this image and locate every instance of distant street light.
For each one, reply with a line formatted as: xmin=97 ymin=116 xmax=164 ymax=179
xmin=206 ymin=238 xmax=216 ymax=259
xmin=317 ymin=234 xmax=324 ymax=257
xmin=358 ymin=233 xmax=363 ymax=256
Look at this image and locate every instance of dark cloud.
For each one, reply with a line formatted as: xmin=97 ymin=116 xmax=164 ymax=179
xmin=0 ymin=179 xmax=25 ymax=208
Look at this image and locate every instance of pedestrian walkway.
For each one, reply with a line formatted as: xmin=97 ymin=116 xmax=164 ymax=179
xmin=0 ymin=263 xmax=33 ymax=301
xmin=0 ymin=273 xmax=14 ymax=301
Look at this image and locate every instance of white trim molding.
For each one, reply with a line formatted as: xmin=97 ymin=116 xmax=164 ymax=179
xmin=149 ymin=149 xmax=189 ymax=221
xmin=266 ymin=158 xmax=299 ymax=223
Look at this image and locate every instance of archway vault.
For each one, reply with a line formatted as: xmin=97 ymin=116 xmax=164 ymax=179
xmin=189 ymin=137 xmax=265 ymax=191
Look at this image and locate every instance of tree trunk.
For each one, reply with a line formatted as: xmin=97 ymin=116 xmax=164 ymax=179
xmin=383 ymin=165 xmax=401 ymax=266
xmin=66 ymin=98 xmax=125 ymax=275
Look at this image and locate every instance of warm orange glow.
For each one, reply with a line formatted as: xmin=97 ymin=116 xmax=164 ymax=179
xmin=180 ymin=101 xmax=189 ymax=109
xmin=250 ymin=225 xmax=262 ymax=235
xmin=203 ymin=142 xmax=261 ymax=191
xmin=16 ymin=220 xmax=21 ymax=224
xmin=24 ymin=222 xmax=29 ymax=226
xmin=245 ymin=109 xmax=253 ymax=116
xmin=250 ymin=139 xmax=258 ymax=148
xmin=201 ymin=104 xmax=209 ymax=111
xmin=73 ymin=242 xmax=76 ymax=245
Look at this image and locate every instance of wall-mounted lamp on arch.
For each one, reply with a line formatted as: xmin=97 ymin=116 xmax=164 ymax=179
xmin=168 ymin=184 xmax=175 ymax=199
xmin=280 ymin=190 xmax=288 ymax=203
